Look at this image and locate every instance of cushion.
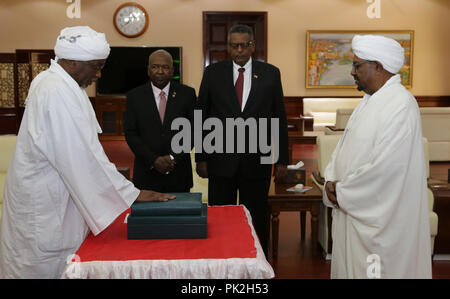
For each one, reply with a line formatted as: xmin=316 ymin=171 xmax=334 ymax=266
xmin=423 ymin=137 xmax=429 ymax=178
xmin=316 ymin=135 xmax=341 ymax=176
xmin=0 ymin=173 xmax=5 ymax=204
xmin=311 ymin=112 xmax=336 ymax=131
xmin=303 ymin=98 xmax=362 ymax=132
xmin=429 ymin=142 xmax=450 ymax=161
xmin=430 ymin=211 xmax=438 ymax=236
xmin=303 ymin=98 xmax=362 ymax=115
xmin=0 ymin=135 xmax=17 ymax=171
xmin=420 ymin=107 xmax=450 ymax=141
xmin=335 ymin=108 xmax=354 ymax=129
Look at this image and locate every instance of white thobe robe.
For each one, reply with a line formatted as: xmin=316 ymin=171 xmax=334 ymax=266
xmin=323 ymin=75 xmax=432 ymax=278
xmin=0 ymin=60 xmax=140 ymax=278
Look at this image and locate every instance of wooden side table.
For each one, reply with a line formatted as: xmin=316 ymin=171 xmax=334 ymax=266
xmin=429 ymin=181 xmax=450 ymax=254
xmin=268 ymin=178 xmax=322 ymax=259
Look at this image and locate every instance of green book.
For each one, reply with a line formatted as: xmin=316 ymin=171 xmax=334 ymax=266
xmin=130 ymin=192 xmax=202 ymax=216
xmin=128 ymin=204 xmax=207 ymax=225
xmin=127 ymin=223 xmax=207 ymax=239
xmin=127 ymin=204 xmax=208 ymax=239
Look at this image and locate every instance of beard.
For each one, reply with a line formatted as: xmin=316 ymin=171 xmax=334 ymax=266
xmin=356 ymin=84 xmax=364 ymax=91
xmin=353 ymin=76 xmax=364 ymax=91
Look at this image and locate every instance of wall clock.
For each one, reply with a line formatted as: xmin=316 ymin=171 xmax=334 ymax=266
xmin=113 ymin=2 xmax=149 ymax=38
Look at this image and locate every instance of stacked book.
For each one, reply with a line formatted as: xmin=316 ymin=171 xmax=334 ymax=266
xmin=127 ymin=192 xmax=207 ymax=239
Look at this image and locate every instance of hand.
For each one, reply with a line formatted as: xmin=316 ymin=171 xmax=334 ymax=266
xmin=135 ymin=190 xmax=176 ymax=202
xmin=153 ymin=155 xmax=175 ymax=174
xmin=274 ymin=164 xmax=288 ymax=182
xmin=325 ymin=181 xmax=339 ymax=208
xmin=196 ymin=161 xmax=208 ymax=178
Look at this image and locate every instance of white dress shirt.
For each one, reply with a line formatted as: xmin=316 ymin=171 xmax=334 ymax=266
xmin=149 ymin=82 xmax=171 ymax=171
xmin=151 ymin=82 xmax=170 ymax=112
xmin=233 ymin=58 xmax=252 ymax=111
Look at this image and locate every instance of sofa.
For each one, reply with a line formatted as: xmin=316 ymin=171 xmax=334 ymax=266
xmin=311 ymin=135 xmax=438 ymax=258
xmin=324 ymin=108 xmax=354 ymax=135
xmin=420 ymin=107 xmax=450 ymax=161
xmin=302 ymin=98 xmax=362 ymax=132
xmin=0 ymin=135 xmax=17 ymax=221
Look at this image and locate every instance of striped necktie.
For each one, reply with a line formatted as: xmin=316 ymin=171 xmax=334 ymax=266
xmin=159 ymin=91 xmax=167 ymax=124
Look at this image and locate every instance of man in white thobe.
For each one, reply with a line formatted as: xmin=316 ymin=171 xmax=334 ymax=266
xmin=0 ymin=26 xmax=174 ymax=279
xmin=323 ymin=35 xmax=432 ymax=278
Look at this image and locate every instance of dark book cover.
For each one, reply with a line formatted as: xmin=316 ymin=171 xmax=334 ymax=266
xmin=128 ymin=204 xmax=207 ymax=225
xmin=127 ymin=223 xmax=207 ymax=239
xmin=127 ymin=204 xmax=208 ymax=239
xmin=131 ymin=192 xmax=202 ymax=216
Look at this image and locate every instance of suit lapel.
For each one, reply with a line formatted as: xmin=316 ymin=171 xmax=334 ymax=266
xmin=243 ymin=60 xmax=260 ymax=113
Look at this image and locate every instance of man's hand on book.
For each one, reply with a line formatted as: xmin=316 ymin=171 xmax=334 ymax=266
xmin=136 ymin=190 xmax=176 ymax=202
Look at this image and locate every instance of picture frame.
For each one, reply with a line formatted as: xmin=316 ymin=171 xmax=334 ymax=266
xmin=305 ymin=30 xmax=414 ymax=89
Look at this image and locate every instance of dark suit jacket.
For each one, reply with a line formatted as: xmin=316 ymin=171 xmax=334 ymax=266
xmin=195 ymin=59 xmax=289 ymax=179
xmin=124 ymin=81 xmax=196 ymax=192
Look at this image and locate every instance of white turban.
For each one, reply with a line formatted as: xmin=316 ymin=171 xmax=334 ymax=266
xmin=54 ymin=26 xmax=110 ymax=61
xmin=352 ymin=35 xmax=404 ymax=74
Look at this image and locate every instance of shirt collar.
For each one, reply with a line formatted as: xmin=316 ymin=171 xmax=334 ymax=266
xmin=233 ymin=57 xmax=252 ymax=72
xmin=150 ymin=81 xmax=170 ymax=96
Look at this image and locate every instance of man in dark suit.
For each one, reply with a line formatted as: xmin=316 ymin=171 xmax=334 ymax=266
xmin=195 ymin=24 xmax=289 ymax=255
xmin=124 ymin=50 xmax=196 ymax=193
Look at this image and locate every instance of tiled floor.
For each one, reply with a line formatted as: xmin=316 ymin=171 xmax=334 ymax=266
xmin=101 ymin=140 xmax=450 ymax=279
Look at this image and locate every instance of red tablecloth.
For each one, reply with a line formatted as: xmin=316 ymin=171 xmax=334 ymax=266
xmin=62 ymin=205 xmax=274 ymax=279
xmin=77 ymin=205 xmax=256 ymax=261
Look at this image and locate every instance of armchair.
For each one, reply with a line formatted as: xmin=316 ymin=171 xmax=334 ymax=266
xmin=302 ymin=98 xmax=362 ymax=132
xmin=420 ymin=107 xmax=450 ymax=161
xmin=324 ymin=108 xmax=354 ymax=135
xmin=0 ymin=135 xmax=17 ymax=221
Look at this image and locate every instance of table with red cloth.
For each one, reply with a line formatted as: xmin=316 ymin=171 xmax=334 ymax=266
xmin=61 ymin=205 xmax=274 ymax=279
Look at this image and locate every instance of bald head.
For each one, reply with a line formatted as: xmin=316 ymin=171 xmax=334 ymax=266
xmin=148 ymin=49 xmax=174 ymax=89
xmin=149 ymin=49 xmax=173 ymax=65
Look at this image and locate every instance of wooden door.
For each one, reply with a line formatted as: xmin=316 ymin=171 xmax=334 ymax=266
xmin=203 ymin=12 xmax=267 ymax=68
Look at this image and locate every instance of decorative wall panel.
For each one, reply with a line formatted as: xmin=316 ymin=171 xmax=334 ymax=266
xmin=0 ymin=62 xmax=15 ymax=107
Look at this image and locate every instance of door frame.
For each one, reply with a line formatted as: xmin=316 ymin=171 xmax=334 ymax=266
xmin=202 ymin=11 xmax=268 ymax=68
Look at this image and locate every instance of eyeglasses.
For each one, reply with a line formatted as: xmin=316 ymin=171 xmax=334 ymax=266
xmin=228 ymin=41 xmax=254 ymax=49
xmin=352 ymin=60 xmax=376 ymax=71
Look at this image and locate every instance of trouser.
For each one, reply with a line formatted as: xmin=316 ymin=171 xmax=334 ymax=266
xmin=208 ymin=174 xmax=271 ymax=257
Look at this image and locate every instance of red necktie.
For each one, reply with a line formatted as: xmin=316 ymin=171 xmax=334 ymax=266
xmin=235 ymin=68 xmax=245 ymax=108
xmin=159 ymin=91 xmax=167 ymax=124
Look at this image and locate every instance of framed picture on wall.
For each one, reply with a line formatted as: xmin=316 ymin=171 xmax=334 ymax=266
xmin=305 ymin=30 xmax=414 ymax=89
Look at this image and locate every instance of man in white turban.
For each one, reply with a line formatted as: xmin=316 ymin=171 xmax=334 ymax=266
xmin=323 ymin=35 xmax=432 ymax=278
xmin=0 ymin=26 xmax=174 ymax=279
